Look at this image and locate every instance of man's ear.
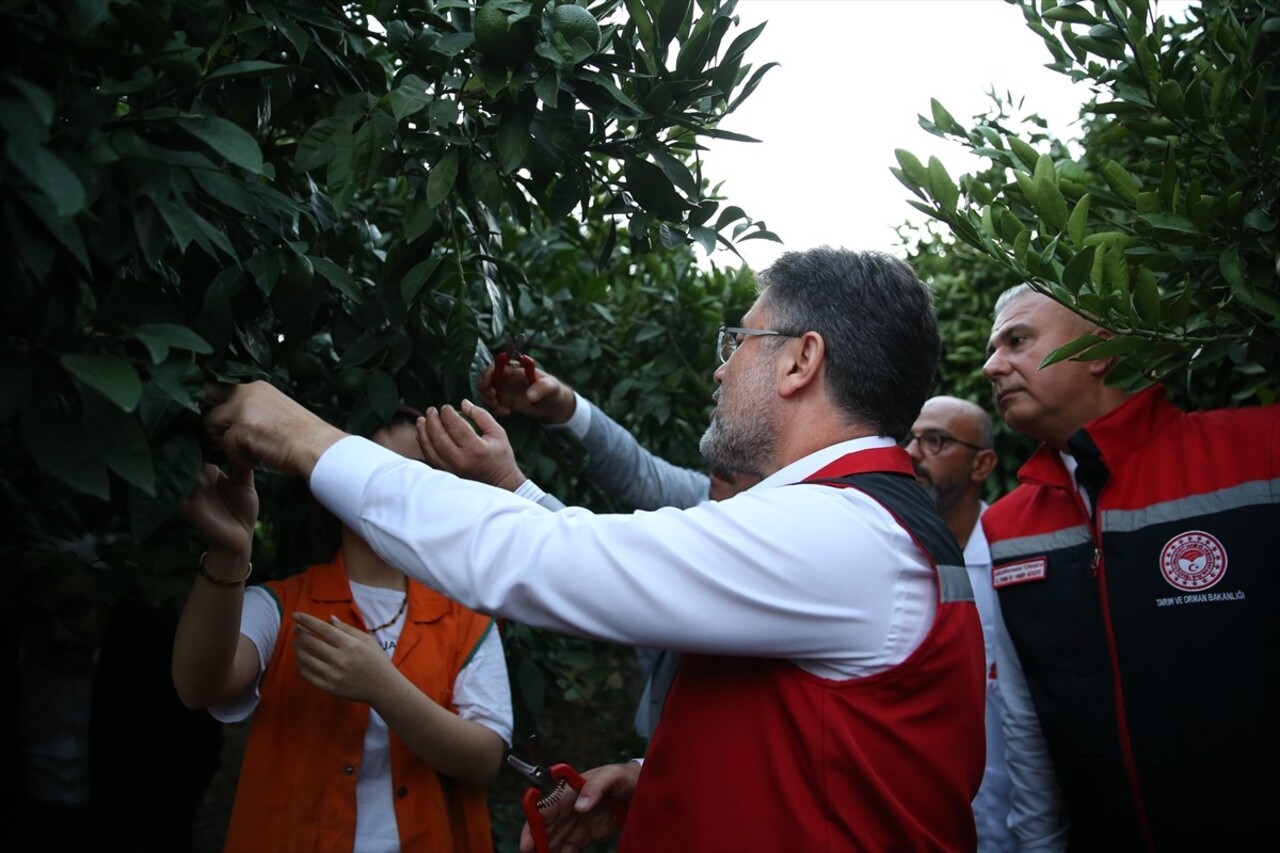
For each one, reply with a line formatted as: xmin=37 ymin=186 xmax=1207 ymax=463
xmin=970 ymin=448 xmax=998 ymax=484
xmin=779 ymin=331 xmax=825 ymax=398
xmin=1087 ymin=327 xmax=1116 ymax=377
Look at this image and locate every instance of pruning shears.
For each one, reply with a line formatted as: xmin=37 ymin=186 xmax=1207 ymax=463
xmin=505 ymin=739 xmax=627 ymax=853
xmin=490 ymin=330 xmax=538 ymax=394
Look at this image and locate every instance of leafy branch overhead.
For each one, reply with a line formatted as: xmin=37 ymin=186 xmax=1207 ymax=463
xmin=892 ymin=0 xmax=1279 ymax=405
xmin=0 ymin=0 xmax=778 ymax=553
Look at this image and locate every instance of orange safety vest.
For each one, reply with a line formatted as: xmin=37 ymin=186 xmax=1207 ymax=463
xmin=224 ymin=554 xmax=496 ymax=852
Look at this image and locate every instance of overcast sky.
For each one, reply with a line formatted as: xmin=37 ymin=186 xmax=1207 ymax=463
xmin=697 ymin=0 xmax=1120 ymax=270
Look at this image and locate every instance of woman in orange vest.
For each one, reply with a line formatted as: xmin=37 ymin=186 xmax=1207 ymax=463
xmin=172 ymin=409 xmax=512 ymax=852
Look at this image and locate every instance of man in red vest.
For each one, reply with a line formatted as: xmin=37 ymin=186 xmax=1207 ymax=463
xmin=203 ymin=247 xmax=987 ymax=851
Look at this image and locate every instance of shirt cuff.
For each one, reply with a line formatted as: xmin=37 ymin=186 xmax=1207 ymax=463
xmin=543 ymin=391 xmax=591 ymax=439
xmin=514 ymin=479 xmax=548 ymax=503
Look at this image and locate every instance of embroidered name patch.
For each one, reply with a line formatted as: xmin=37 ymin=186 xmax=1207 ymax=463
xmin=992 ymin=557 xmax=1048 ymax=588
xmin=1159 ymin=530 xmax=1227 ymax=591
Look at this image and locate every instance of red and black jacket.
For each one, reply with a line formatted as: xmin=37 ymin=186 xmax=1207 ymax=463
xmin=984 ymin=385 xmax=1280 ymax=850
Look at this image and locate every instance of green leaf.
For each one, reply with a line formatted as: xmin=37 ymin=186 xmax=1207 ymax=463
xmin=85 ymin=394 xmax=155 ymax=494
xmin=175 ymin=116 xmax=264 ymax=173
xmin=1062 ymin=245 xmax=1097 ymax=291
xmin=1156 ymin=79 xmax=1185 ymax=117
xmin=1043 ymin=4 xmax=1099 ymax=24
xmin=311 ymin=257 xmax=363 ymax=302
xmin=1035 ymin=175 xmax=1069 ymax=230
xmin=149 ymin=360 xmax=201 ymax=413
xmin=1218 ymin=247 xmax=1245 ymax=290
xmin=625 ymin=158 xmax=685 ymax=219
xmin=1042 ymin=333 xmax=1106 ymax=367
xmin=129 ymin=431 xmax=203 ymax=541
xmin=11 ymin=142 xmax=87 ymax=217
xmin=497 ymin=110 xmax=531 ymax=173
xmin=1068 ymin=193 xmax=1092 ymax=244
xmin=201 ymin=60 xmax=300 ymax=85
xmin=1071 ymin=336 xmax=1147 ymax=360
xmin=427 ymin=149 xmax=459 ymax=208
xmin=930 ymin=99 xmax=961 ymax=134
xmin=1139 ymin=212 xmax=1197 ymax=233
xmin=1033 ymin=153 xmax=1057 ymax=185
xmin=649 ymin=148 xmax=697 ymax=196
xmin=21 ymin=403 xmax=110 ymax=499
xmin=1132 ymin=267 xmax=1161 ymax=326
xmin=366 ymin=369 xmax=399 ymax=421
xmin=1100 ymin=159 xmax=1140 ymax=202
xmin=129 ymin=323 xmax=213 ymax=363
xmin=295 ymin=115 xmax=356 ymax=172
xmin=386 ymin=74 xmax=433 ymax=121
xmin=926 ymin=156 xmax=959 ymax=212
xmin=1008 ymin=137 xmax=1040 ymax=170
xmin=401 ymin=256 xmax=444 ymax=305
xmin=61 ymin=353 xmax=143 ymax=412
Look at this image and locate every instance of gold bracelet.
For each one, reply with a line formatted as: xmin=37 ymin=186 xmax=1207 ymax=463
xmin=198 ymin=551 xmax=253 ymax=587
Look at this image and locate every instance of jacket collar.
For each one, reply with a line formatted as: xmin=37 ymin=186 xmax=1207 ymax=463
xmin=1016 ymin=383 xmax=1180 ymax=488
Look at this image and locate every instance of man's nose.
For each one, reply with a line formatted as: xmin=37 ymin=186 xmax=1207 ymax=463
xmin=712 ymin=360 xmax=727 ymax=385
xmin=905 ymin=435 xmax=926 ymax=462
xmin=982 ymin=349 xmax=1006 ymax=380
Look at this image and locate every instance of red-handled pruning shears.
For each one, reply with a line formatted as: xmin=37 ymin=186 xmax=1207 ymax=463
xmin=491 ymin=331 xmax=538 ymax=394
xmin=505 ymin=745 xmax=627 ymax=853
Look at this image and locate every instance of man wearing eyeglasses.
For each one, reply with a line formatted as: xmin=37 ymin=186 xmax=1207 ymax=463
xmin=903 ymin=397 xmax=1013 ymax=853
xmin=198 ymin=247 xmax=986 ymax=852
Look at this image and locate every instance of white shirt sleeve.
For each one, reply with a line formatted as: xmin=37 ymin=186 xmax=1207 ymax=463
xmin=310 ymin=436 xmax=936 ymax=678
xmin=452 ymin=621 xmax=513 ymax=746
xmin=208 ymin=585 xmax=278 ymax=723
xmin=543 ymin=390 xmax=592 ymax=438
xmin=993 ymin=594 xmax=1070 ymax=851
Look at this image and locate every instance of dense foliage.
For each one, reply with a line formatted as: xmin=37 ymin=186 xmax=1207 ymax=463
xmin=0 ymin=0 xmax=774 ymax=588
xmin=1 ymin=2 xmax=771 ymax=842
xmin=896 ymin=0 xmax=1280 ymax=442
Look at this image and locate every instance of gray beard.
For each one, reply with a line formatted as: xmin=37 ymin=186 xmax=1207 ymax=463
xmin=699 ymin=409 xmax=775 ymax=476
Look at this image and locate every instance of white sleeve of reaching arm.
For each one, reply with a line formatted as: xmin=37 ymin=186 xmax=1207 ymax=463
xmin=994 ymin=597 xmax=1070 ymax=851
xmin=452 ymin=620 xmax=513 ymax=746
xmin=309 ymin=436 xmax=930 ymax=667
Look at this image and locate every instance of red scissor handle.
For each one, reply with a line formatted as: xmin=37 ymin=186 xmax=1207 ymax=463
xmin=521 ymin=763 xmax=628 ymax=853
xmin=491 ymin=350 xmax=538 ymax=394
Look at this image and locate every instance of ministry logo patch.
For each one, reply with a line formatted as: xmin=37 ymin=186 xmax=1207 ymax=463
xmin=1159 ymin=530 xmax=1227 ymax=591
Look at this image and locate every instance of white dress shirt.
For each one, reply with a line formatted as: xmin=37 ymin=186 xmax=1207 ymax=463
xmin=311 ymin=435 xmax=938 ymax=679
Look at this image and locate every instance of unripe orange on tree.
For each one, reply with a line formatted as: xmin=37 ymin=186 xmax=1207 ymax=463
xmin=276 ymin=251 xmax=314 ymax=296
xmin=473 ymin=2 xmax=537 ymax=68
xmin=287 ymin=350 xmax=327 ymax=384
xmin=549 ymin=3 xmax=600 ymax=51
xmin=334 ymin=367 xmax=369 ymax=403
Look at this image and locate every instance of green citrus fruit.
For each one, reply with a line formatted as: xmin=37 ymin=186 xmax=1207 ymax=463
xmin=549 ymin=4 xmax=600 ymax=50
xmin=287 ymin=350 xmax=327 ymax=384
xmin=474 ymin=3 xmax=536 ymax=67
xmin=334 ymin=367 xmax=369 ymax=403
xmin=277 ymin=252 xmax=314 ymax=295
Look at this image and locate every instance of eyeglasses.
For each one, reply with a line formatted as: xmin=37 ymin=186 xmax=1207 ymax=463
xmin=717 ymin=325 xmax=798 ymax=364
xmin=900 ymin=431 xmax=987 ymax=456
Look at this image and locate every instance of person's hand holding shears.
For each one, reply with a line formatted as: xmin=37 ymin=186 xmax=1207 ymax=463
xmin=480 ymin=335 xmax=577 ymax=423
xmin=506 ymin=747 xmax=633 ymax=853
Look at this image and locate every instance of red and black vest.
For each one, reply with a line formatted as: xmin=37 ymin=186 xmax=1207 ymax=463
xmin=622 ymin=447 xmax=986 ymax=852
xmin=984 ymin=385 xmax=1280 ymax=851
